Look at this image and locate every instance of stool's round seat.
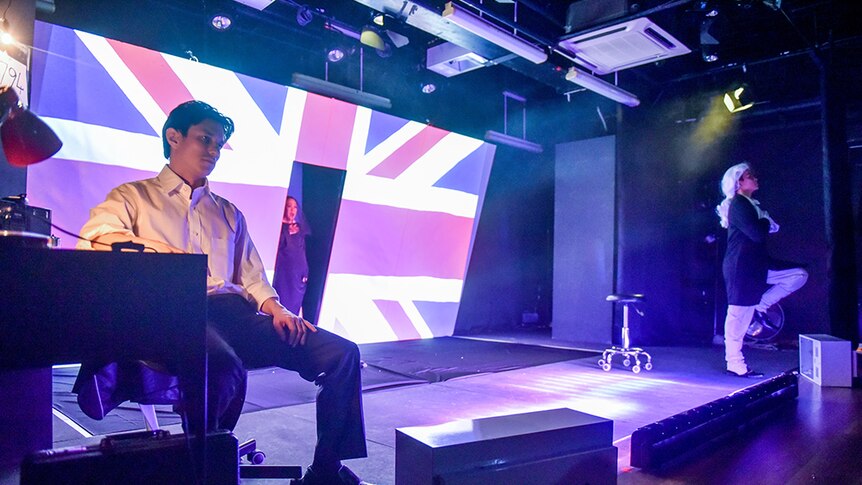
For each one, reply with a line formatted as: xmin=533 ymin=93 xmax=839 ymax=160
xmin=606 ymin=293 xmax=644 ymax=303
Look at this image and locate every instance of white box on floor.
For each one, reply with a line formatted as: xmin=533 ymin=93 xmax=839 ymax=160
xmin=799 ymin=334 xmax=851 ymax=387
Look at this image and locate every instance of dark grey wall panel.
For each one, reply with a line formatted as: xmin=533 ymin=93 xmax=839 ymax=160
xmin=552 ymin=136 xmax=615 ymax=346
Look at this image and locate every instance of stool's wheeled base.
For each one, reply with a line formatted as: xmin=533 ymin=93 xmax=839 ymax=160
xmin=600 ymin=293 xmax=653 ymax=373
xmin=598 ymin=347 xmax=652 ymax=373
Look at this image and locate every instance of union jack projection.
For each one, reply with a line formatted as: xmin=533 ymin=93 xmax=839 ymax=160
xmin=26 ymin=22 xmax=495 ymax=344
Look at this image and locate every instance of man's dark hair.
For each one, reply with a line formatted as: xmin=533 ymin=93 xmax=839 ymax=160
xmin=162 ymin=100 xmax=235 ymax=159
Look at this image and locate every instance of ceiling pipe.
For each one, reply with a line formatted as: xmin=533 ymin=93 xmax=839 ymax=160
xmin=451 ymin=0 xmax=558 ymax=47
xmin=514 ymin=0 xmax=566 ymax=29
xmin=443 ymin=2 xmax=548 ymax=64
xmin=348 ymin=0 xmax=598 ymax=93
xmin=558 ymin=0 xmax=693 ymax=42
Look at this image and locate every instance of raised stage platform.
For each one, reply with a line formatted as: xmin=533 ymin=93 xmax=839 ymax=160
xmin=5 ymin=334 xmax=855 ymax=485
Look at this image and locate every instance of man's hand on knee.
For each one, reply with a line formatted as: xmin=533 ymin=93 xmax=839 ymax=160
xmin=262 ymin=297 xmax=317 ymax=346
xmin=273 ymin=311 xmax=317 ymax=346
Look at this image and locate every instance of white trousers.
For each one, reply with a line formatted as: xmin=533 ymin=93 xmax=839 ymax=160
xmin=724 ymin=267 xmax=809 ymax=373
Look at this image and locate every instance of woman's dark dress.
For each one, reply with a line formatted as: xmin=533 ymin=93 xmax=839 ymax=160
xmin=272 ymin=222 xmax=308 ymax=314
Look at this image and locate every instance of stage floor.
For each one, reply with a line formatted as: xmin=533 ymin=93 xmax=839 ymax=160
xmin=30 ymin=335 xmax=823 ymax=484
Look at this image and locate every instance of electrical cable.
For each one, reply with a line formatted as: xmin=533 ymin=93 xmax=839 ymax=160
xmin=50 ymin=222 xmax=161 ymax=253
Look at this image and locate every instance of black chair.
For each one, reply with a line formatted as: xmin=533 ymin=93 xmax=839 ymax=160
xmin=74 ymin=361 xmax=302 ymax=480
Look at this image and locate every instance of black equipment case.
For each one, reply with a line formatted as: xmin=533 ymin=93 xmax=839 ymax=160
xmin=21 ymin=430 xmax=239 ymax=485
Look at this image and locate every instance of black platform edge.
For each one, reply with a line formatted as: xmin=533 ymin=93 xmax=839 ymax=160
xmin=630 ymin=371 xmax=799 ymax=470
xmin=239 ymin=465 xmax=302 ymax=479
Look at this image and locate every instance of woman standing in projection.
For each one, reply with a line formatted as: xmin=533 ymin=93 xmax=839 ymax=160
xmin=273 ymin=196 xmax=311 ymax=315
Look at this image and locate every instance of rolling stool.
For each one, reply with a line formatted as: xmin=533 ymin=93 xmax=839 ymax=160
xmin=599 ymin=294 xmax=653 ymax=373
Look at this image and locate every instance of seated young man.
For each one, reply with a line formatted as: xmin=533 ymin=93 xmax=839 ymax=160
xmin=77 ymin=100 xmax=368 ymax=485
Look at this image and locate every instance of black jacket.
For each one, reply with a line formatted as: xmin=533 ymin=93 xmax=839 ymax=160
xmin=723 ymin=196 xmax=771 ymax=305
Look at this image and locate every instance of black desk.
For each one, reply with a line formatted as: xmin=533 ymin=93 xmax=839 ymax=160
xmin=0 ymin=247 xmax=207 ymax=469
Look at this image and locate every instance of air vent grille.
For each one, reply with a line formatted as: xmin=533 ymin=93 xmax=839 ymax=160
xmin=558 ymin=17 xmax=691 ymax=75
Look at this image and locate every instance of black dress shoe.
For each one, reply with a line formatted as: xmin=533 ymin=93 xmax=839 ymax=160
xmin=726 ymin=368 xmax=765 ymax=378
xmin=294 ymin=464 xmax=369 ymax=485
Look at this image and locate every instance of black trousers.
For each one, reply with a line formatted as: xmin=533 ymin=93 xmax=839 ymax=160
xmin=187 ymin=293 xmax=367 ymax=461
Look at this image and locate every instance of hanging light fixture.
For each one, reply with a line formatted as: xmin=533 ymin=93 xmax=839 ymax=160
xmin=291 ymin=73 xmax=392 ymax=110
xmin=565 ymin=67 xmax=640 ymax=107
xmin=484 ymin=91 xmax=543 ymax=153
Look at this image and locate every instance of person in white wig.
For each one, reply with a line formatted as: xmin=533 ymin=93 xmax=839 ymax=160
xmin=716 ymin=162 xmax=808 ymax=377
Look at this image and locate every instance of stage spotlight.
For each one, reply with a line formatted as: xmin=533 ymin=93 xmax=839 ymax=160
xmin=0 ymin=18 xmax=14 ymax=44
xmin=420 ymin=82 xmax=436 ymax=94
xmin=360 ymin=26 xmax=385 ymax=50
xmin=210 ymin=14 xmax=233 ymax=31
xmin=369 ymin=12 xmax=409 ymax=47
xmin=694 ymin=0 xmax=719 ymax=16
xmin=360 ymin=26 xmax=392 ymax=58
xmin=326 ymin=45 xmax=354 ymax=63
xmin=700 ymin=17 xmax=719 ymax=62
xmin=296 ymin=6 xmax=313 ymax=26
xmin=327 ymin=47 xmax=346 ymax=63
xmin=701 ymin=45 xmax=718 ymax=62
xmin=723 ymin=84 xmax=754 ymax=113
xmin=0 ymin=86 xmax=63 ymax=167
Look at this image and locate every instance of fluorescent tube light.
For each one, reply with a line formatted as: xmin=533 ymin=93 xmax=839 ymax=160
xmin=484 ymin=130 xmax=543 ymax=153
xmin=291 ymin=74 xmax=392 ymax=110
xmin=442 ymin=2 xmax=547 ymax=64
xmin=565 ymin=67 xmax=640 ymax=107
xmin=326 ymin=20 xmax=361 ymax=41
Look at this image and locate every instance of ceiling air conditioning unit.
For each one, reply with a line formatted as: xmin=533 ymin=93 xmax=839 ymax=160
xmin=558 ymin=17 xmax=690 ymax=75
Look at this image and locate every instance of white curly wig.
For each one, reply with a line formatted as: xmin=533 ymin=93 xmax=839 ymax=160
xmin=715 ymin=162 xmax=751 ymax=229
